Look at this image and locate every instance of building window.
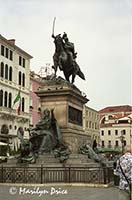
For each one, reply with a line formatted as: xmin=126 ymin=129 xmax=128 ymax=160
xmin=30 ymin=105 xmax=33 ymax=110
xmin=86 ymin=121 xmax=88 ymax=128
xmin=8 ymin=93 xmax=12 ymax=108
xmin=1 ymin=124 xmax=9 ymax=134
xmin=23 ymin=58 xmax=25 ymax=68
xmin=115 ymin=130 xmax=118 ymax=136
xmin=18 ymin=71 xmax=21 ymax=85
xmin=22 ymin=73 xmax=25 ymax=87
xmin=10 ymin=50 xmax=13 ymax=60
xmin=115 ymin=140 xmax=118 ymax=147
xmin=102 ymin=141 xmax=105 ymax=147
xmin=1 ymin=45 xmax=4 ymax=56
xmin=89 ymin=121 xmax=91 ymax=128
xmin=5 ymin=48 xmax=9 ymax=58
xmin=14 ymin=125 xmax=17 ymax=130
xmin=38 ymin=107 xmax=41 ymax=112
xmin=108 ymin=130 xmax=111 ymax=135
xmin=9 ymin=125 xmax=12 ymax=129
xmin=4 ymin=91 xmax=8 ymax=107
xmin=19 ymin=56 xmax=22 ymax=66
xmin=0 ymin=90 xmax=3 ymax=106
xmin=101 ymin=130 xmax=104 ymax=136
xmin=22 ymin=97 xmax=25 ymax=112
xmin=123 ymin=140 xmax=126 ymax=146
xmin=5 ymin=64 xmax=8 ymax=80
xmin=0 ymin=62 xmax=4 ymax=77
xmin=9 ymin=66 xmax=12 ymax=81
xmin=122 ymin=130 xmax=126 ymax=135
xmin=95 ymin=122 xmax=97 ymax=129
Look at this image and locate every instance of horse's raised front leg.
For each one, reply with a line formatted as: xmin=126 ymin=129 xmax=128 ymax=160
xmin=52 ymin=65 xmax=57 ymax=76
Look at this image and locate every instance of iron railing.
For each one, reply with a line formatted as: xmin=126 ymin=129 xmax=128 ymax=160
xmin=0 ymin=166 xmax=113 ymax=184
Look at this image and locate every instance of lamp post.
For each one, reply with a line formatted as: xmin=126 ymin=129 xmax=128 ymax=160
xmin=129 ymin=118 xmax=132 ymax=145
xmin=119 ymin=130 xmax=125 ymax=154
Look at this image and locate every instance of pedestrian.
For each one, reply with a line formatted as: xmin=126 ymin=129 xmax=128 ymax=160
xmin=115 ymin=145 xmax=132 ymax=200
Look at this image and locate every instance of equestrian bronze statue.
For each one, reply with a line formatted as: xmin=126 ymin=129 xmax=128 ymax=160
xmin=51 ymin=18 xmax=85 ymax=83
xmin=52 ymin=32 xmax=85 ymax=83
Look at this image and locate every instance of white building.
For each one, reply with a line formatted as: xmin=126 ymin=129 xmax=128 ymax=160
xmin=99 ymin=105 xmax=132 ymax=150
xmin=0 ymin=34 xmax=33 ymax=151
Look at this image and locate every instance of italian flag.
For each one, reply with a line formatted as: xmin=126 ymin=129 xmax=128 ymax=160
xmin=13 ymin=90 xmax=21 ymax=114
xmin=13 ymin=90 xmax=21 ymax=105
xmin=17 ymin=98 xmax=21 ymax=115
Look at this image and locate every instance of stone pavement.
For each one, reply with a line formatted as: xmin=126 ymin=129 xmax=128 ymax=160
xmin=0 ymin=184 xmax=122 ymax=200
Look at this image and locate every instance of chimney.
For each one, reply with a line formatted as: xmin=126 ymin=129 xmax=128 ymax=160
xmin=8 ymin=39 xmax=15 ymax=45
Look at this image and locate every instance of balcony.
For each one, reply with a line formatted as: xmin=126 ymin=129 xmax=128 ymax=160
xmin=0 ymin=106 xmax=29 ymax=122
xmin=0 ymin=106 xmax=16 ymax=113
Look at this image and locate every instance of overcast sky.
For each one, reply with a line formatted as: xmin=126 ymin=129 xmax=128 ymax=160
xmin=0 ymin=0 xmax=131 ymax=110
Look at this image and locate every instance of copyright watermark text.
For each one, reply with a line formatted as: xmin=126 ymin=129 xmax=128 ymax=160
xmin=9 ymin=186 xmax=68 ymax=197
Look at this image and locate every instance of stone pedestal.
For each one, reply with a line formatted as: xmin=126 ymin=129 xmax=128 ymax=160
xmin=36 ymin=78 xmax=90 ymax=154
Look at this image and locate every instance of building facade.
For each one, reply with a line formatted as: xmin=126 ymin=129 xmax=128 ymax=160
xmin=99 ymin=105 xmax=132 ymax=150
xmin=83 ymin=105 xmax=100 ymax=146
xmin=0 ymin=34 xmax=32 ymax=150
xmin=29 ymin=71 xmax=42 ymax=127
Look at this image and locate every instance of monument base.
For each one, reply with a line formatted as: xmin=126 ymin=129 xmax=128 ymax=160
xmin=37 ymin=77 xmax=90 ymax=154
xmin=3 ymin=153 xmax=101 ymax=168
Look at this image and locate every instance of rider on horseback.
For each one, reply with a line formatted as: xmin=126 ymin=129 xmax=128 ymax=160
xmin=52 ymin=33 xmax=77 ymax=72
xmin=51 ymin=31 xmax=85 ymax=83
xmin=62 ymin=32 xmax=77 ymax=66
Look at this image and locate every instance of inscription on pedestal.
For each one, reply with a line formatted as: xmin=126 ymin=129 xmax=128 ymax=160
xmin=68 ymin=106 xmax=82 ymax=126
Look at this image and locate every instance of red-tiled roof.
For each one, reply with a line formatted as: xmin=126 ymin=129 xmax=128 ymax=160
xmin=99 ymin=105 xmax=132 ymax=113
xmin=100 ymin=123 xmax=113 ymax=128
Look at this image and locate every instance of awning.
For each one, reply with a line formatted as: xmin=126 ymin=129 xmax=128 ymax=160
xmin=97 ymin=148 xmax=121 ymax=153
xmin=0 ymin=141 xmax=8 ymax=146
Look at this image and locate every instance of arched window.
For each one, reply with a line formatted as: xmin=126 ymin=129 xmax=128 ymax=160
xmin=4 ymin=91 xmax=8 ymax=107
xmin=0 ymin=62 xmax=4 ymax=77
xmin=1 ymin=124 xmax=9 ymax=134
xmin=22 ymin=73 xmax=25 ymax=87
xmin=22 ymin=97 xmax=25 ymax=112
xmin=18 ymin=71 xmax=21 ymax=85
xmin=9 ymin=66 xmax=12 ymax=81
xmin=5 ymin=64 xmax=8 ymax=80
xmin=0 ymin=90 xmax=3 ymax=106
xmin=8 ymin=93 xmax=12 ymax=108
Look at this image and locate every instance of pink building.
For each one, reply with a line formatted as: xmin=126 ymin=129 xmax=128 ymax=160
xmin=29 ymin=71 xmax=43 ymax=127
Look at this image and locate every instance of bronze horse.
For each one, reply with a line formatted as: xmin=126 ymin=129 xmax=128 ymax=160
xmin=52 ymin=34 xmax=85 ymax=83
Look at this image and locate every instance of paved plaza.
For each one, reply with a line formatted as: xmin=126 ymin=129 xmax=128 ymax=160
xmin=0 ymin=184 xmax=123 ymax=200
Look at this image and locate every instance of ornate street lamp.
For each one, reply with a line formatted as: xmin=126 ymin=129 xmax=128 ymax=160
xmin=118 ymin=130 xmax=125 ymax=154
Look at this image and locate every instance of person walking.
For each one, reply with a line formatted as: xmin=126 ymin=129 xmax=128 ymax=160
xmin=115 ymin=145 xmax=132 ymax=200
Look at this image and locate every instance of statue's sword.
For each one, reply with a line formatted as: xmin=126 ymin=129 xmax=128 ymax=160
xmin=52 ymin=17 xmax=56 ymax=37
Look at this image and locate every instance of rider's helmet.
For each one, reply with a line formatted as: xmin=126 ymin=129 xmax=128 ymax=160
xmin=62 ymin=32 xmax=68 ymax=41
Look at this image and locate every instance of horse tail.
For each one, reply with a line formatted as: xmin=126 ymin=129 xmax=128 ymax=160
xmin=77 ymin=69 xmax=85 ymax=80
